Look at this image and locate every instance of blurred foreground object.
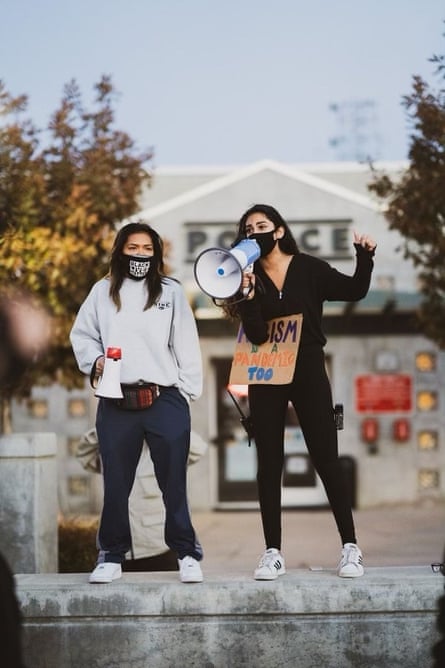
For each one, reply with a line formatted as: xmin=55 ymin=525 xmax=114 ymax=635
xmin=0 ymin=290 xmax=48 ymax=666
xmin=0 ymin=553 xmax=25 ymax=668
xmin=0 ymin=290 xmax=51 ymax=392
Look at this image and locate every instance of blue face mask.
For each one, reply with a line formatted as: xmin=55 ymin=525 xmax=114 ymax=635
xmin=122 ymin=254 xmax=151 ymax=280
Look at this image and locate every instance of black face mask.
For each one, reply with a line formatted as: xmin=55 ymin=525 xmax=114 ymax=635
xmin=248 ymin=230 xmax=277 ymax=258
xmin=122 ymin=254 xmax=151 ymax=280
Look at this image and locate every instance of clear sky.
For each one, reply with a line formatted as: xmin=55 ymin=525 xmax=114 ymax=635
xmin=1 ymin=1 xmax=444 ymax=166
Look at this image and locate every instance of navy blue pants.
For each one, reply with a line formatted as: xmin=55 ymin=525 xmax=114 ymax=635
xmin=249 ymin=345 xmax=356 ymax=550
xmin=95 ymin=386 xmax=202 ymax=564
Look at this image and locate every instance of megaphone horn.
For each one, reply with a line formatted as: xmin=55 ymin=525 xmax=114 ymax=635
xmin=194 ymin=238 xmax=260 ymax=300
xmin=95 ymin=347 xmax=123 ymax=399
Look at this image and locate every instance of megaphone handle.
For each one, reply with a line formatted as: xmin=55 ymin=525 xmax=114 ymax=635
xmin=242 ymin=264 xmax=254 ymax=297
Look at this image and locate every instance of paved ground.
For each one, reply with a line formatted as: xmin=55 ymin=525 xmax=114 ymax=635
xmin=192 ymin=499 xmax=445 ymax=574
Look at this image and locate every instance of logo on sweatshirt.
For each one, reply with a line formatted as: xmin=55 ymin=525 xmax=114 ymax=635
xmin=156 ymin=301 xmax=172 ymax=310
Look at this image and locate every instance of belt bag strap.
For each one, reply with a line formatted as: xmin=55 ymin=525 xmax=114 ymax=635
xmin=117 ymin=382 xmax=160 ymax=410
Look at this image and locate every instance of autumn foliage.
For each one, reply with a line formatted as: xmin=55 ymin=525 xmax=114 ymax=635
xmin=369 ymin=49 xmax=445 ymax=349
xmin=0 ymin=76 xmax=152 ymax=399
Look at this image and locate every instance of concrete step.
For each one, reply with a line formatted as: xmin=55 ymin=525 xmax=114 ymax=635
xmin=17 ymin=566 xmax=442 ymax=668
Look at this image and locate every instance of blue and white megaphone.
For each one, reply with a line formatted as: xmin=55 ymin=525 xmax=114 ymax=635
xmin=194 ymin=238 xmax=261 ymax=300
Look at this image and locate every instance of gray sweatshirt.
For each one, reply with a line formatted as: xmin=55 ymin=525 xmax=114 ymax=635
xmin=70 ymin=276 xmax=203 ymax=402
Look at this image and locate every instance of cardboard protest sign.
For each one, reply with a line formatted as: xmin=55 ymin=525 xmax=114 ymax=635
xmin=229 ymin=314 xmax=303 ymax=385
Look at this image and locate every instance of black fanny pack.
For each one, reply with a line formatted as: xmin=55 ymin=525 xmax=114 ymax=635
xmin=115 ymin=382 xmax=160 ymax=410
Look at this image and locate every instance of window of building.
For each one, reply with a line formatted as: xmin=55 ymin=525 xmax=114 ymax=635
xmin=68 ymin=398 xmax=87 ymax=418
xmin=418 ymin=469 xmax=440 ymax=490
xmin=415 ymin=352 xmax=437 ymax=373
xmin=373 ymin=350 xmax=400 ymax=372
xmin=416 ymin=391 xmax=438 ymax=412
xmin=417 ymin=431 xmax=439 ymax=451
xmin=28 ymin=399 xmax=48 ymax=419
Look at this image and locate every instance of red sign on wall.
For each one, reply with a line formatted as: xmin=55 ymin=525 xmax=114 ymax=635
xmin=355 ymin=374 xmax=412 ymax=413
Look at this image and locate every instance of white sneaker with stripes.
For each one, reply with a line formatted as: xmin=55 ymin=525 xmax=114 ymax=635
xmin=338 ymin=543 xmax=364 ymax=578
xmin=254 ymin=548 xmax=286 ymax=580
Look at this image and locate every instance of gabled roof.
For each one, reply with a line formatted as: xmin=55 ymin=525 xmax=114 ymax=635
xmin=134 ymin=159 xmax=382 ymax=221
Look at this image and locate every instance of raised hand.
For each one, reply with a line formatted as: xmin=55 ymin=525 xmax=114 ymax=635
xmin=353 ymin=231 xmax=376 ymax=252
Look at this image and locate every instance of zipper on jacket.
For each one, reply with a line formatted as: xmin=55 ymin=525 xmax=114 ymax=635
xmin=278 ymin=290 xmax=283 ymax=299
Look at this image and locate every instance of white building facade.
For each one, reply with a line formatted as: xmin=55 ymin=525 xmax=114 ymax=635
xmin=12 ymin=160 xmax=445 ymax=512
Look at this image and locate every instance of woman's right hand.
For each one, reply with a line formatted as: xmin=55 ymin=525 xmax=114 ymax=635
xmin=95 ymin=355 xmax=105 ymax=375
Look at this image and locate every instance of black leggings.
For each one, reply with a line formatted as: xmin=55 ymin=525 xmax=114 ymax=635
xmin=248 ymin=345 xmax=356 ymax=550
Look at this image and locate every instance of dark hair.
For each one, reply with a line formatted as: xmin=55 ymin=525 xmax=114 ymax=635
xmin=109 ymin=222 xmax=166 ymax=310
xmin=234 ymin=204 xmax=299 ymax=255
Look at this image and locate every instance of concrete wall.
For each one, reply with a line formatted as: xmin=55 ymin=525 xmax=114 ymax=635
xmin=16 ymin=566 xmax=441 ymax=668
xmin=328 ymin=336 xmax=445 ymax=507
xmin=0 ymin=432 xmax=58 ymax=573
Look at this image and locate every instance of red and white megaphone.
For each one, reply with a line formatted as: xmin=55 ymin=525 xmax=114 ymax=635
xmin=95 ymin=347 xmax=123 ymax=399
xmin=193 ymin=238 xmax=260 ymax=299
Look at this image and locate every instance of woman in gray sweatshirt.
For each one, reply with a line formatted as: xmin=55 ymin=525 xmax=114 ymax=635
xmin=70 ymin=222 xmax=204 ymax=584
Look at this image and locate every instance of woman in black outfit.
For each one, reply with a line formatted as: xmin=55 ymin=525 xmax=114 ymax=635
xmin=223 ymin=204 xmax=376 ymax=580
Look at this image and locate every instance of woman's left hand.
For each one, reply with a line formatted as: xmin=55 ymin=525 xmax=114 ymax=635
xmin=353 ymin=231 xmax=376 ymax=252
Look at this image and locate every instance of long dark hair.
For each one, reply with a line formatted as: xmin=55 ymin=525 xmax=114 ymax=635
xmin=221 ymin=204 xmax=299 ymax=319
xmin=109 ymin=222 xmax=166 ymax=310
xmin=234 ymin=204 xmax=299 ymax=255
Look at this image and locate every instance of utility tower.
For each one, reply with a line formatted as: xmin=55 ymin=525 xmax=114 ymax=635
xmin=329 ymin=99 xmax=381 ymax=162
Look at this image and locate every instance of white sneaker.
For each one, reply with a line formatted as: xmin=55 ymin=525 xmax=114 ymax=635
xmin=178 ymin=556 xmax=203 ymax=583
xmin=338 ymin=543 xmax=364 ymax=578
xmin=254 ymin=548 xmax=286 ymax=580
xmin=89 ymin=562 xmax=122 ymax=584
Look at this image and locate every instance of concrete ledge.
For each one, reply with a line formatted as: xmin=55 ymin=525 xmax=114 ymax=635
xmin=0 ymin=432 xmax=57 ymax=458
xmin=16 ymin=566 xmax=442 ymax=668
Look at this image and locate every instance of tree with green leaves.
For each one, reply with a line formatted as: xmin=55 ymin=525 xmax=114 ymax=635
xmin=0 ymin=76 xmax=152 ymax=430
xmin=369 ymin=48 xmax=445 ymax=349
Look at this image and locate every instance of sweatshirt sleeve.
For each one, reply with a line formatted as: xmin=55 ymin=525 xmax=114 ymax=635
xmin=169 ymin=285 xmax=203 ymax=402
xmin=322 ymin=244 xmax=375 ymax=302
xmin=69 ymin=283 xmax=104 ymax=376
